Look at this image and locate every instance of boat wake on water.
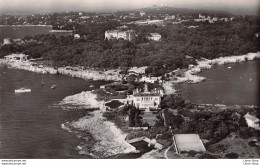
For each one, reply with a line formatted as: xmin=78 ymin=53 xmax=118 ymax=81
xmin=57 ymin=91 xmax=136 ymax=158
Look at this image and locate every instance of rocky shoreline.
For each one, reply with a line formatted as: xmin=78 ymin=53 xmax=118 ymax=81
xmin=174 ymin=52 xmax=260 ymax=83
xmin=1 ymin=52 xmax=259 ymax=158
xmin=0 ymin=59 xmax=122 ymax=81
xmin=58 ymin=91 xmax=137 ymax=158
xmin=164 ymin=52 xmax=260 ymax=95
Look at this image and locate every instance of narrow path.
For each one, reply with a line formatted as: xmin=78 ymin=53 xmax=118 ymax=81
xmin=164 ymin=145 xmax=171 ymax=159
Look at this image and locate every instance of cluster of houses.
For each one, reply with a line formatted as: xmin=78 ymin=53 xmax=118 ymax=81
xmin=194 ymin=13 xmax=234 ymax=24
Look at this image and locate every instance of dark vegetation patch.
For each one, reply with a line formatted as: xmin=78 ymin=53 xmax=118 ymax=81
xmin=225 ymin=152 xmax=239 ymax=159
xmin=105 ymin=100 xmax=124 ymax=109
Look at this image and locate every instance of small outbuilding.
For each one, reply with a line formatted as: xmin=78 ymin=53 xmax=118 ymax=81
xmin=4 ymin=54 xmax=28 ymax=61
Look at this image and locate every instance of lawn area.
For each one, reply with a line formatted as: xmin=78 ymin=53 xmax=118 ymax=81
xmin=141 ymin=111 xmax=158 ymax=127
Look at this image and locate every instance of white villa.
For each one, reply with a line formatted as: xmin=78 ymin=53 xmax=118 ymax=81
xmin=105 ymin=30 xmax=136 ymax=41
xmin=245 ymin=113 xmax=259 ymax=129
xmin=4 ymin=54 xmax=28 ymax=61
xmin=127 ymin=84 xmax=163 ymax=110
xmin=148 ymin=33 xmax=161 ymax=41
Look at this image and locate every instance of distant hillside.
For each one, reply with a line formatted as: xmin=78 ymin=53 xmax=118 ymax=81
xmin=121 ymin=7 xmax=234 ymax=17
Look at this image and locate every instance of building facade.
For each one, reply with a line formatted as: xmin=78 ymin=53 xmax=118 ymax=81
xmin=4 ymin=54 xmax=28 ymax=61
xmin=127 ymin=84 xmax=163 ymax=110
xmin=132 ymin=93 xmax=161 ymax=110
xmin=105 ymin=30 xmax=136 ymax=41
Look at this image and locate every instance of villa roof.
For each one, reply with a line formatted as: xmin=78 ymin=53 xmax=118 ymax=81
xmin=133 ymin=92 xmax=160 ymax=97
xmin=106 ymin=29 xmax=135 ymax=33
xmin=245 ymin=113 xmax=259 ymax=122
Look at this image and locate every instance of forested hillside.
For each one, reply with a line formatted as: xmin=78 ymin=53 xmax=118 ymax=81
xmin=0 ymin=15 xmax=259 ymax=76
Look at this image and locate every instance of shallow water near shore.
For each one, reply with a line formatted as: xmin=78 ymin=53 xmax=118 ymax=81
xmin=180 ymin=60 xmax=260 ymax=106
xmin=0 ymin=67 xmax=109 ymax=158
xmin=0 ymin=26 xmax=52 ymax=42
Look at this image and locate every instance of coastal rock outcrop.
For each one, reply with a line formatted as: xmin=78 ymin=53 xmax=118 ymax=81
xmin=58 ymin=91 xmax=136 ymax=157
xmin=0 ymin=59 xmax=122 ymax=81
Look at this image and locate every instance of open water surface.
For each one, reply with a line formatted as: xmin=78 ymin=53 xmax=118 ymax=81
xmin=180 ymin=60 xmax=260 ymax=106
xmin=0 ymin=67 xmax=107 ymax=158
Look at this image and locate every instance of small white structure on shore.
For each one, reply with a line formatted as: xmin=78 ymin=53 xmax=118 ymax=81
xmin=4 ymin=54 xmax=28 ymax=61
xmin=245 ymin=113 xmax=259 ymax=129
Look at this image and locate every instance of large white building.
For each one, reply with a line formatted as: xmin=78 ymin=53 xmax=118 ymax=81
xmin=105 ymin=30 xmax=136 ymax=41
xmin=245 ymin=113 xmax=259 ymax=129
xmin=127 ymin=84 xmax=163 ymax=110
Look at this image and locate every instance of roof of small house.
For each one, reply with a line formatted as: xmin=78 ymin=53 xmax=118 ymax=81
xmin=245 ymin=113 xmax=259 ymax=122
xmin=133 ymin=92 xmax=160 ymax=97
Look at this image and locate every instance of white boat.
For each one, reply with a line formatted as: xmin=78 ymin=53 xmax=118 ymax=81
xmin=227 ymin=66 xmax=232 ymax=69
xmin=51 ymin=85 xmax=57 ymax=89
xmin=15 ymin=88 xmax=31 ymax=93
xmin=90 ymin=85 xmax=94 ymax=88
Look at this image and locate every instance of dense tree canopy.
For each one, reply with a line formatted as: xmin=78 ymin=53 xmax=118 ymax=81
xmin=0 ymin=15 xmax=258 ymax=76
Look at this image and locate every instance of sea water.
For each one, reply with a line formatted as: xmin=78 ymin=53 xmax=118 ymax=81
xmin=0 ymin=67 xmax=107 ymax=158
xmin=180 ymin=60 xmax=260 ymax=106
